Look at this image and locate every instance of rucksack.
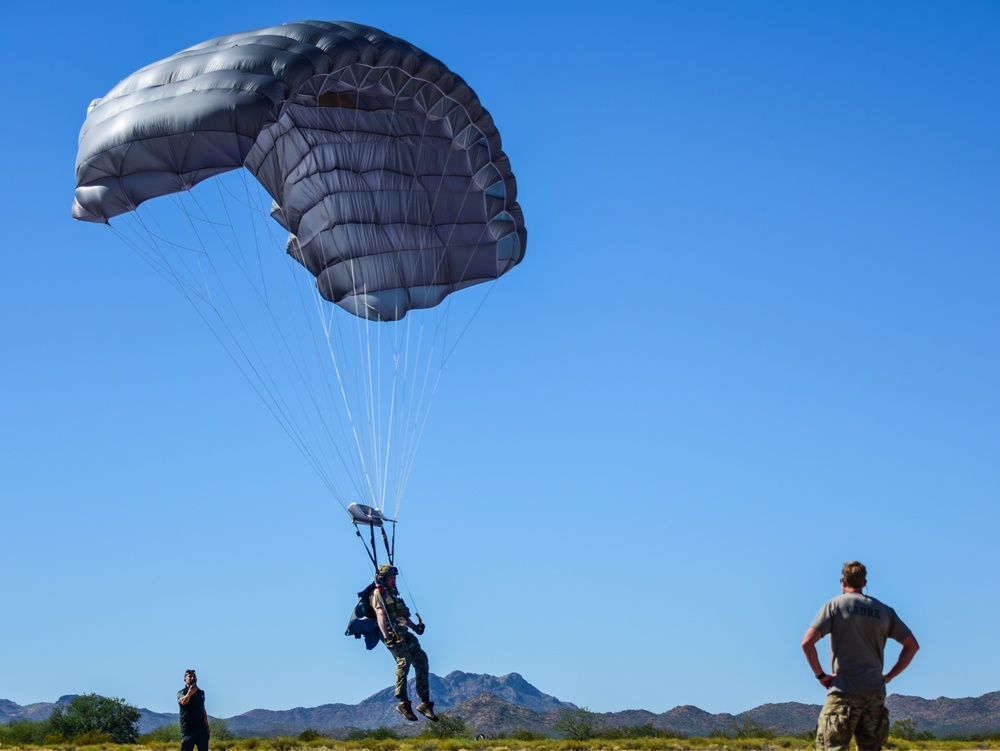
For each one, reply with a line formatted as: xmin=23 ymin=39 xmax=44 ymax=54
xmin=344 ymin=582 xmax=382 ymax=650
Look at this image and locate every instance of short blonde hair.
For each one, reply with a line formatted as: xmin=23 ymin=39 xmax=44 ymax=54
xmin=841 ymin=561 xmax=867 ymax=588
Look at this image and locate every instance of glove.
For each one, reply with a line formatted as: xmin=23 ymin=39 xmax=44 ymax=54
xmin=384 ymin=632 xmax=400 ymax=647
xmin=414 ymin=622 xmax=425 ymax=635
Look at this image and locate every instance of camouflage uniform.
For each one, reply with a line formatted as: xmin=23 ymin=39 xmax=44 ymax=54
xmin=371 ymin=584 xmax=429 ymax=702
xmin=816 ymin=692 xmax=889 ymax=751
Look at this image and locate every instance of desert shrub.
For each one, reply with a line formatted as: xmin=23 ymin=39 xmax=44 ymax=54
xmin=72 ymin=728 xmax=115 ymax=744
xmin=500 ymin=728 xmax=548 ymax=740
xmin=142 ymin=722 xmax=183 ymax=742
xmin=600 ymin=722 xmax=687 ymax=740
xmin=211 ymin=717 xmax=236 ymax=741
xmin=298 ymin=728 xmax=330 ymax=742
xmin=554 ymin=708 xmax=604 ymax=740
xmin=710 ymin=718 xmax=777 ymax=740
xmin=0 ymin=717 xmax=51 ymax=744
xmin=419 ymin=713 xmax=469 ymax=739
xmin=891 ymin=718 xmax=935 ymax=741
xmin=344 ymin=726 xmax=402 ymax=741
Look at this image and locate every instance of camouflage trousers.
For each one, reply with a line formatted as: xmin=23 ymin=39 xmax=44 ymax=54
xmin=816 ymin=693 xmax=889 ymax=751
xmin=385 ymin=630 xmax=429 ymax=702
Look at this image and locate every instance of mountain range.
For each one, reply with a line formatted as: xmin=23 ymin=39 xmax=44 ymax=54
xmin=3 ymin=671 xmax=999 ymax=738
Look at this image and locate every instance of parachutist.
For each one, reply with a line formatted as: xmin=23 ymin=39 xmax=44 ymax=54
xmin=371 ymin=564 xmax=437 ymax=722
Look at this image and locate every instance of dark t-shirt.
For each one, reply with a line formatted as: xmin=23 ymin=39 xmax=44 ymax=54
xmin=177 ymin=687 xmax=207 ymax=736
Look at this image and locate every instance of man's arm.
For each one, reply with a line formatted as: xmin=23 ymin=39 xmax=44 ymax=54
xmin=178 ymin=686 xmax=196 ymax=706
xmin=885 ymin=634 xmax=919 ymax=684
xmin=373 ymin=598 xmax=391 ymax=640
xmin=801 ymin=627 xmax=835 ymax=689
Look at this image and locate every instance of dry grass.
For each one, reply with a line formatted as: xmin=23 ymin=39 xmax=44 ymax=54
xmin=3 ymin=739 xmax=1000 ymax=751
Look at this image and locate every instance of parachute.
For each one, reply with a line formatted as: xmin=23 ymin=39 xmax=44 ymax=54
xmin=74 ymin=20 xmax=526 ymax=322
xmin=72 ymin=21 xmax=526 ymax=538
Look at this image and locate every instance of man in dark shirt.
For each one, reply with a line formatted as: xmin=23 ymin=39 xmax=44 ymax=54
xmin=177 ymin=669 xmax=210 ymax=751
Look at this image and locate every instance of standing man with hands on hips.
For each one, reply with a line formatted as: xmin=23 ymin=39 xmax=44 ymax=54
xmin=802 ymin=561 xmax=920 ymax=751
xmin=178 ymin=669 xmax=210 ymax=751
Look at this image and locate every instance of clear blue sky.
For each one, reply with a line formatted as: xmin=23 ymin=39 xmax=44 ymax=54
xmin=3 ymin=0 xmax=999 ymax=721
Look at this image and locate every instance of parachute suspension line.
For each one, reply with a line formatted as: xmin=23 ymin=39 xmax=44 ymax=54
xmin=392 ymin=316 xmax=421 ymax=518
xmin=316 ymin=270 xmax=374 ymax=504
xmin=316 ymin=192 xmax=393 ymax=510
xmin=303 ymin=68 xmax=414 ymax=515
xmin=354 ymin=66 xmax=406 ymax=516
xmin=423 ymin=118 xmax=500 ymax=369
xmin=111 ymin=177 xmax=366 ymax=507
xmin=378 ymin=321 xmax=400 ymax=514
xmin=328 ymin=71 xmax=379 ymax=511
xmin=388 ymin=89 xmax=438 ymax=521
xmin=390 ymin=72 xmax=434 ymax=518
xmin=366 ymin=297 xmax=385 ymax=507
xmin=374 ymin=74 xmax=406 ymax=516
xmin=392 ymin=320 xmax=439 ymax=520
xmin=281 ymin=200 xmax=375 ymax=505
xmin=438 ymin=273 xmax=500 ymax=368
xmin=320 ymin=290 xmax=380 ymax=507
xmin=108 ymin=194 xmax=214 ymax=305
xmin=278 ymin=92 xmax=383 ymax=511
xmin=198 ymin=180 xmax=338 ymax=484
xmin=233 ymin=179 xmax=367 ymax=507
xmin=229 ymin=174 xmax=350 ymax=480
xmin=396 ymin=366 xmax=444 ymax=519
xmin=384 ymin=74 xmax=505 ymax=513
xmin=397 ymin=568 xmax=420 ymax=620
xmin=176 ymin=180 xmax=354 ymax=503
xmin=117 ymin=198 xmax=294 ymax=421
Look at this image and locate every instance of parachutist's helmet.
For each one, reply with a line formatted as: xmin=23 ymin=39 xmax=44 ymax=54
xmin=377 ymin=564 xmax=398 ymax=581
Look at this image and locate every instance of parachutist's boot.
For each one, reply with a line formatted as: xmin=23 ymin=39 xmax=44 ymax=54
xmin=416 ymin=700 xmax=438 ymax=721
xmin=396 ymin=700 xmax=418 ymax=722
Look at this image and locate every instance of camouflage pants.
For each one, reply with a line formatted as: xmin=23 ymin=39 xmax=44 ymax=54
xmin=816 ymin=693 xmax=889 ymax=751
xmin=385 ymin=630 xmax=429 ymax=702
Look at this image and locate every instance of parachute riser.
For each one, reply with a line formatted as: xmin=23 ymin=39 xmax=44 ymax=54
xmin=353 ymin=520 xmax=396 ymax=571
xmin=348 ymin=502 xmax=396 ymax=570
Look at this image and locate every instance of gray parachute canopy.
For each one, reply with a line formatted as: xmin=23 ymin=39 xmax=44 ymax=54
xmin=73 ymin=20 xmax=526 ymax=321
